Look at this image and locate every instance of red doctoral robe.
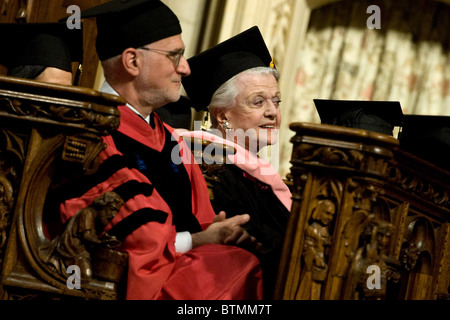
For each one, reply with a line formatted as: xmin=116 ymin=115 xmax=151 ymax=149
xmin=59 ymin=105 xmax=263 ymax=300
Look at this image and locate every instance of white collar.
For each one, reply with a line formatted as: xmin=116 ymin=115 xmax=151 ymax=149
xmin=100 ymin=81 xmax=151 ymax=124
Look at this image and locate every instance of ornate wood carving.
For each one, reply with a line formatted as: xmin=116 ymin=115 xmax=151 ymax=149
xmin=181 ymin=136 xmax=236 ymax=201
xmin=0 ymin=75 xmax=126 ymax=300
xmin=275 ymin=122 xmax=450 ymax=300
xmin=0 ymin=129 xmax=25 ymax=268
xmin=40 ymin=191 xmax=126 ymax=284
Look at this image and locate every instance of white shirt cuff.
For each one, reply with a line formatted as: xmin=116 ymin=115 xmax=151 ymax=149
xmin=175 ymin=231 xmax=192 ymax=254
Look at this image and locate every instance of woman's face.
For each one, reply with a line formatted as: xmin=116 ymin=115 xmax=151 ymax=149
xmin=35 ymin=67 xmax=73 ymax=85
xmin=222 ymin=72 xmax=281 ymax=151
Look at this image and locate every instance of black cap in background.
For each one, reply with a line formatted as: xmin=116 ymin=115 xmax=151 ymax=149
xmin=314 ymin=99 xmax=404 ymax=136
xmin=0 ymin=22 xmax=83 ymax=73
xmin=155 ymin=95 xmax=192 ymax=130
xmin=398 ymin=114 xmax=450 ymax=170
xmin=74 ymin=0 xmax=181 ymax=61
xmin=182 ymin=26 xmax=274 ymax=112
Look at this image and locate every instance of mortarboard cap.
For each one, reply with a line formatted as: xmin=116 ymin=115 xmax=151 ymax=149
xmin=155 ymin=95 xmax=192 ymax=130
xmin=398 ymin=114 xmax=450 ymax=170
xmin=0 ymin=22 xmax=83 ymax=73
xmin=182 ymin=26 xmax=274 ymax=112
xmin=314 ymin=99 xmax=404 ymax=136
xmin=76 ymin=0 xmax=181 ymax=61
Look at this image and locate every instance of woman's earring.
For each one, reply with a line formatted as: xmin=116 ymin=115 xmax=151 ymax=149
xmin=223 ymin=121 xmax=231 ymax=132
xmin=201 ymin=110 xmax=209 ymax=131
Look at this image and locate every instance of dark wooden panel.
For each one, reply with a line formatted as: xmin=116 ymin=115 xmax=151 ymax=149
xmin=275 ymin=122 xmax=450 ymax=300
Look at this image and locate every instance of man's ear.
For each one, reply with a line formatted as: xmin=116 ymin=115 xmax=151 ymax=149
xmin=122 ymin=48 xmax=139 ymax=77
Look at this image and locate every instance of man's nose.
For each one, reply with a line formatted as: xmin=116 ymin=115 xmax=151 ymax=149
xmin=177 ymin=56 xmax=191 ymax=76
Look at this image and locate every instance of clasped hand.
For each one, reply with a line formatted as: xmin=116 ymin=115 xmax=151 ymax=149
xmin=191 ymin=211 xmax=262 ymax=252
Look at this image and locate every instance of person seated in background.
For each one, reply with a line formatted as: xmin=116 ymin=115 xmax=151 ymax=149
xmin=56 ymin=0 xmax=264 ymax=300
xmin=181 ymin=26 xmax=292 ymax=299
xmin=0 ymin=22 xmax=83 ymax=86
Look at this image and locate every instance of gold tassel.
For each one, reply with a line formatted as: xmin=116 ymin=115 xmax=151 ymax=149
xmin=270 ymin=59 xmax=275 ymax=68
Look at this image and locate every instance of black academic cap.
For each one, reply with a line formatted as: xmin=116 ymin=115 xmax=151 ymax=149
xmin=0 ymin=22 xmax=83 ymax=73
xmin=182 ymin=26 xmax=274 ymax=112
xmin=77 ymin=0 xmax=181 ymax=61
xmin=398 ymin=114 xmax=450 ymax=170
xmin=314 ymin=99 xmax=404 ymax=136
xmin=155 ymin=95 xmax=192 ymax=130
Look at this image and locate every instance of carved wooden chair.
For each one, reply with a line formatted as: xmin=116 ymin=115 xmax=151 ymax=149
xmin=0 ymin=75 xmax=128 ymax=300
xmin=181 ymin=135 xmax=236 ymax=201
xmin=275 ymin=122 xmax=450 ymax=300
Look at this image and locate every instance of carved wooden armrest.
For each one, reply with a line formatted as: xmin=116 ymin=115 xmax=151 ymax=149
xmin=0 ymin=76 xmax=127 ymax=300
xmin=275 ymin=122 xmax=450 ymax=300
xmin=181 ymin=136 xmax=236 ymax=200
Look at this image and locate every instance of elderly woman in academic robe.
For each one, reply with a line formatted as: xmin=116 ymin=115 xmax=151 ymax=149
xmin=181 ymin=26 xmax=292 ymax=299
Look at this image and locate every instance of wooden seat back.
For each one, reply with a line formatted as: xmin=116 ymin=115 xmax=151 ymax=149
xmin=0 ymin=75 xmax=127 ymax=300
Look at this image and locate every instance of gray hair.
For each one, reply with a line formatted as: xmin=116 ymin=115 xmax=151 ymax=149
xmin=101 ymin=55 xmax=123 ymax=83
xmin=209 ymin=66 xmax=280 ymax=128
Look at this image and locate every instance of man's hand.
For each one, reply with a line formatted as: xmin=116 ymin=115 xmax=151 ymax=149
xmin=191 ymin=211 xmax=262 ymax=251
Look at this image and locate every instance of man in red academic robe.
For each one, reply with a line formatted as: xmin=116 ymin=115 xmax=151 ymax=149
xmin=57 ymin=0 xmax=263 ymax=300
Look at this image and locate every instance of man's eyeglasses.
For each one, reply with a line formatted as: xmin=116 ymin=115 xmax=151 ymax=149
xmin=138 ymin=47 xmax=185 ymax=68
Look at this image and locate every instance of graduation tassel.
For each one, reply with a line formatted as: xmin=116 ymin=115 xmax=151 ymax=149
xmin=201 ymin=109 xmax=209 ymax=131
xmin=73 ymin=63 xmax=83 ymax=86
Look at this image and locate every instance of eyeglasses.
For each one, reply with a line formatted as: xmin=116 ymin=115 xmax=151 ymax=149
xmin=138 ymin=47 xmax=185 ymax=68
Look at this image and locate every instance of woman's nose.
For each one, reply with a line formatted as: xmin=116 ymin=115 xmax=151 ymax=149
xmin=265 ymin=101 xmax=278 ymax=118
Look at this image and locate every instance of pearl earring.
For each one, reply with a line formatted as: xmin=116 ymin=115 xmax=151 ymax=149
xmin=223 ymin=121 xmax=231 ymax=131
